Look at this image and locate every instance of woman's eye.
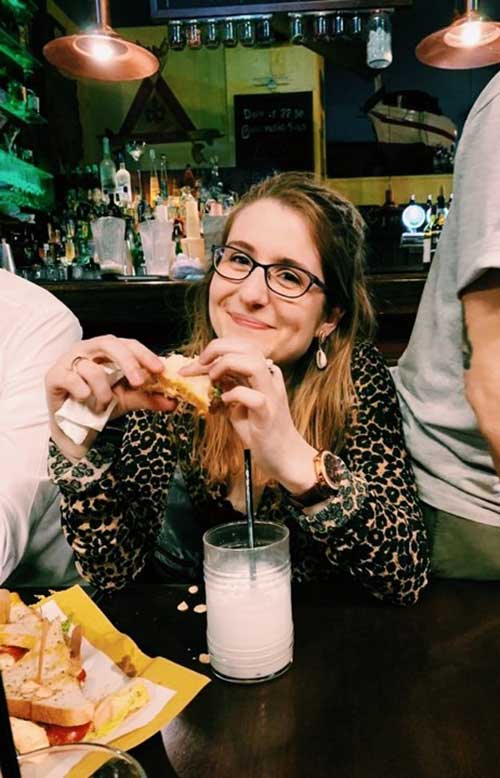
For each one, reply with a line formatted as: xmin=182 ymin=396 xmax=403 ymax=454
xmin=229 ymin=253 xmax=252 ymax=267
xmin=274 ymin=267 xmax=303 ymax=286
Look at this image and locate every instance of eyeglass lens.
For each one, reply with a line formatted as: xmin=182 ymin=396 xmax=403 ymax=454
xmin=214 ymin=247 xmax=312 ymax=297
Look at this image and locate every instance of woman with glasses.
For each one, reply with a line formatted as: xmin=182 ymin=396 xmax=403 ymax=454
xmin=46 ymin=172 xmax=429 ymax=604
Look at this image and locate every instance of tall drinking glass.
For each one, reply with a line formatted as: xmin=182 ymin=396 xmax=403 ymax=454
xmin=203 ymin=521 xmax=293 ymax=683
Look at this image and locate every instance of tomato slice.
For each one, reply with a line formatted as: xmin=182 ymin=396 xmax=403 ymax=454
xmin=0 ymin=645 xmax=28 ymax=662
xmin=44 ymin=721 xmax=91 ymax=746
xmin=77 ymin=667 xmax=87 ymax=684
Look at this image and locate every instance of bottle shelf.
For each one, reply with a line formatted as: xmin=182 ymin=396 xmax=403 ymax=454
xmin=0 ymin=0 xmax=37 ymax=23
xmin=0 ymin=148 xmax=52 ymax=195
xmin=0 ymin=25 xmax=41 ymax=72
xmin=0 ymin=98 xmax=46 ymax=125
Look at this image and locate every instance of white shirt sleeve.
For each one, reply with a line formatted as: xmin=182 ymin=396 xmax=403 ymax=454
xmin=0 ymin=294 xmax=81 ymax=583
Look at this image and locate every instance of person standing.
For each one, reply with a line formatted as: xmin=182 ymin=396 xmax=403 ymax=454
xmin=0 ymin=269 xmax=82 ymax=585
xmin=392 ymin=70 xmax=500 ymax=578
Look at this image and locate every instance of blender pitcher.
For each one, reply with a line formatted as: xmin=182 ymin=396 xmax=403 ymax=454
xmin=92 ymin=217 xmax=126 ymax=274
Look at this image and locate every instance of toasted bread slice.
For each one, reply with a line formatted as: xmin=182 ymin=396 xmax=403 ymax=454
xmin=3 ymin=618 xmax=94 ymax=727
xmin=143 ymin=354 xmax=214 ymax=416
xmin=0 ymin=591 xmax=42 ymax=650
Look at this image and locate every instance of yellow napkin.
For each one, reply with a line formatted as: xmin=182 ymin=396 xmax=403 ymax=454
xmin=35 ymin=585 xmax=210 ymax=777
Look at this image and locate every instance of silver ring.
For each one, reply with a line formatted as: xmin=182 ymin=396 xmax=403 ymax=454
xmin=265 ymin=358 xmax=275 ymax=375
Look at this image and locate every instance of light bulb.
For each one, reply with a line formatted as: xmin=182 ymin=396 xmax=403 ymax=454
xmin=457 ymin=20 xmax=482 ymax=46
xmin=90 ymin=39 xmax=115 ymax=63
xmin=445 ymin=17 xmax=500 ymax=48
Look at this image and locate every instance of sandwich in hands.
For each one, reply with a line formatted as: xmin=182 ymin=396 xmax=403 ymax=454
xmin=1 ymin=591 xmax=149 ymax=754
xmin=143 ymin=353 xmax=220 ymax=416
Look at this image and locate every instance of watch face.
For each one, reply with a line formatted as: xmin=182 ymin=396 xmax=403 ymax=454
xmin=321 ymin=451 xmax=338 ymax=489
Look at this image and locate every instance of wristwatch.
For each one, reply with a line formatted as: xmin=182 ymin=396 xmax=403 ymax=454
xmin=290 ymin=449 xmax=340 ymax=508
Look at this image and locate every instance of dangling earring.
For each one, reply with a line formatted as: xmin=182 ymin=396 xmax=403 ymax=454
xmin=316 ymin=331 xmax=328 ymax=370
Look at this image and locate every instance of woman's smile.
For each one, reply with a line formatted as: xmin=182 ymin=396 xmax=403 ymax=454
xmin=227 ymin=312 xmax=275 ymax=330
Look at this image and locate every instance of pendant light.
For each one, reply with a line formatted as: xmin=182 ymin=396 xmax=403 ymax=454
xmin=43 ymin=0 xmax=159 ymax=82
xmin=416 ymin=0 xmax=500 ymax=69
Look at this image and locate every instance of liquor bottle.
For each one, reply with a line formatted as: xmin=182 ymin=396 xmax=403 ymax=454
xmin=380 ymin=188 xmax=398 ymax=235
xmin=149 ymin=148 xmax=160 ymax=206
xmin=116 ymin=157 xmax=132 ymax=206
xmin=435 ymin=189 xmax=448 ymax=230
xmin=425 ymin=194 xmax=433 ymax=223
xmin=126 ymin=218 xmax=144 ymax=273
xmin=99 ymin=137 xmax=117 ymax=201
xmin=107 ymin=192 xmax=123 ymax=218
xmin=159 ymin=154 xmax=169 ymax=199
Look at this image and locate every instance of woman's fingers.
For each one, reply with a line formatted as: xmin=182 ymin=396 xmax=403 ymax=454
xmin=112 ymin=384 xmax=178 ymax=415
xmin=220 ymin=385 xmax=268 ymax=415
xmin=64 ymin=336 xmax=164 ymax=387
xmin=89 ymin=337 xmax=163 ymax=387
xmin=207 ymin=353 xmax=280 ymax=395
xmin=197 ymin=338 xmax=264 ymax=368
xmin=57 ymin=370 xmax=93 ymax=404
xmin=72 ymin=359 xmax=114 ymax=413
xmin=46 ymin=335 xmax=168 ymax=418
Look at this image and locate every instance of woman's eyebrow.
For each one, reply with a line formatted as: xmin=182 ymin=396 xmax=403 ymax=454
xmin=226 ymin=241 xmax=310 ymax=272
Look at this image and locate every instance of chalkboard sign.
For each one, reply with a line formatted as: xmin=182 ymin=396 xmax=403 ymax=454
xmin=234 ymin=92 xmax=313 ymax=171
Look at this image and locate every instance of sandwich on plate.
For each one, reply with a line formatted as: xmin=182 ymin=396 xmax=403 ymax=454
xmin=143 ymin=353 xmax=221 ymax=416
xmin=0 ymin=590 xmax=149 ymax=754
xmin=0 ymin=590 xmax=42 ymax=670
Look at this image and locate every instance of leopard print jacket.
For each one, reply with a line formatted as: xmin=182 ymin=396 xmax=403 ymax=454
xmin=49 ymin=341 xmax=429 ymax=605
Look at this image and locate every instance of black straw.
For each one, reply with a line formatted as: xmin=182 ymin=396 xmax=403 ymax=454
xmin=243 ymin=449 xmax=255 ymax=550
xmin=0 ymin=671 xmax=21 ymax=778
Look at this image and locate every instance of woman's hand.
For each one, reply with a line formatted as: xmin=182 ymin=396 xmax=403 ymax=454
xmin=181 ymin=338 xmax=317 ymax=491
xmin=46 ymin=335 xmax=177 ymax=460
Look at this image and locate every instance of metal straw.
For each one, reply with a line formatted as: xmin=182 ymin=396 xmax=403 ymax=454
xmin=244 ymin=449 xmax=255 ymax=549
xmin=244 ymin=449 xmax=257 ymax=580
xmin=0 ymin=671 xmax=21 ymax=778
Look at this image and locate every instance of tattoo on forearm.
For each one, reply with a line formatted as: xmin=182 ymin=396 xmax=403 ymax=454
xmin=462 ymin=317 xmax=472 ymax=370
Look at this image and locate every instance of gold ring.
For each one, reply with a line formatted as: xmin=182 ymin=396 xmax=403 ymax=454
xmin=69 ymin=355 xmax=87 ymax=373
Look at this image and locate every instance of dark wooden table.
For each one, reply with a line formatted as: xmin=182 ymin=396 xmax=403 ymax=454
xmin=90 ymin=579 xmax=500 ymax=778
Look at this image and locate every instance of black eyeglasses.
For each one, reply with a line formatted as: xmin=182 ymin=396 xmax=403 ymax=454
xmin=211 ymin=244 xmax=328 ymax=300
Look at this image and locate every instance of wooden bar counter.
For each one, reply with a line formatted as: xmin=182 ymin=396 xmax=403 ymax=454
xmin=42 ymin=272 xmax=427 ymax=364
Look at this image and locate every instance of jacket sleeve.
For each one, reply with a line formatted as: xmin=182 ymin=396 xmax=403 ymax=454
xmin=283 ymin=342 xmax=430 ymax=605
xmin=49 ymin=410 xmax=180 ymax=590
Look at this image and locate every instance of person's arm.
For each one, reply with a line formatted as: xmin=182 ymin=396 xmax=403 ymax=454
xmin=282 ymin=342 xmax=430 ymax=606
xmin=0 ymin=305 xmax=81 ymax=582
xmin=49 ymin=408 xmax=180 ymax=590
xmin=461 ymin=270 xmax=500 ymax=476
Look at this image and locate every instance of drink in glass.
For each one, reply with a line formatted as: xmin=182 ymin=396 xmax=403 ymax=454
xmin=203 ymin=521 xmax=293 ymax=683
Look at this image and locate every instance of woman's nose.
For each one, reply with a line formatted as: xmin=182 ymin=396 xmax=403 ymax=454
xmin=238 ymin=266 xmax=270 ymax=305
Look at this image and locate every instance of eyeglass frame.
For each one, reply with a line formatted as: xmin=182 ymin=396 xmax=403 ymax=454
xmin=211 ymin=244 xmax=328 ymax=299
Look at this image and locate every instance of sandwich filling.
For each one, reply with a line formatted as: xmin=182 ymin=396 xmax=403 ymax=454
xmin=143 ymin=353 xmax=217 ymax=416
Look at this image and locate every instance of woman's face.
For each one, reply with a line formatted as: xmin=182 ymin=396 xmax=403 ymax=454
xmin=209 ymin=198 xmax=334 ymax=367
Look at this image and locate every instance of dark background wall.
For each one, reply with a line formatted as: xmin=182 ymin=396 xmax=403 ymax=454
xmin=327 ymin=0 xmax=499 ymax=144
xmin=56 ymin=0 xmax=500 ymax=146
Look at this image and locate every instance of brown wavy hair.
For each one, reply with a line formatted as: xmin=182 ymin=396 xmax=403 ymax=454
xmin=183 ymin=172 xmax=375 ymax=485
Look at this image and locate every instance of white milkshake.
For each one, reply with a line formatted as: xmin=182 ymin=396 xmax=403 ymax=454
xmin=204 ymin=522 xmax=294 ymax=683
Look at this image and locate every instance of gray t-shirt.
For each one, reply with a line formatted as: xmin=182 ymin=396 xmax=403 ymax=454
xmin=392 ymin=70 xmax=500 ymax=527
